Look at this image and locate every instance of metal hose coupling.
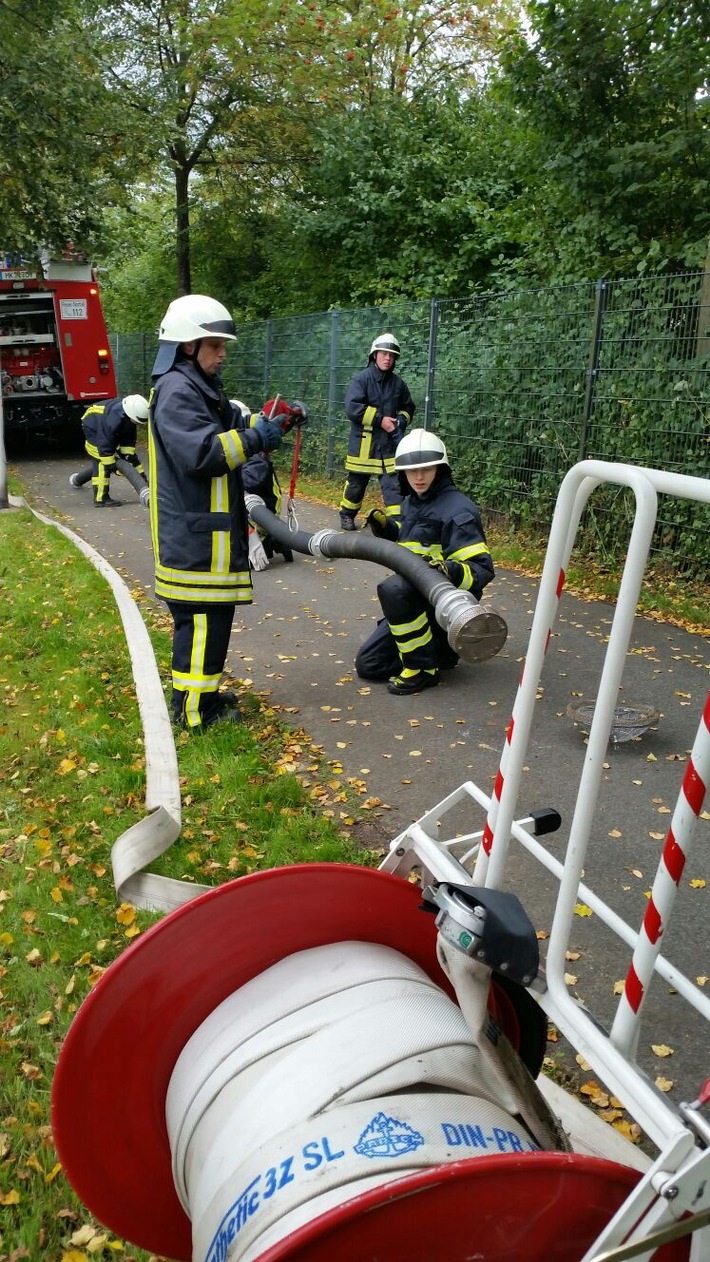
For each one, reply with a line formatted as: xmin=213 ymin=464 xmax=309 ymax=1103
xmin=427 ymin=580 xmax=509 ymax=665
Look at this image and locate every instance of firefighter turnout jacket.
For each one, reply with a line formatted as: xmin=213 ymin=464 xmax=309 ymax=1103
xmin=344 ymin=360 xmax=415 ymax=476
xmin=148 ymin=361 xmax=264 ymax=606
xmin=395 ymin=468 xmax=494 ymax=599
xmin=81 ymin=397 xmax=141 ymax=463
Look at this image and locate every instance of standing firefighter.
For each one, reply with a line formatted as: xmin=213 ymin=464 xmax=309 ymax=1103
xmin=71 ymin=394 xmax=150 ymax=506
xmin=148 ymin=294 xmax=283 ymax=731
xmin=339 ymin=332 xmax=415 ymax=531
xmin=355 ymin=428 xmax=495 ymax=695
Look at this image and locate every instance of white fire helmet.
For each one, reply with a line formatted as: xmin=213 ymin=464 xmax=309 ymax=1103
xmin=369 ymin=332 xmax=401 ymax=359
xmin=394 ymin=428 xmax=448 ymax=470
xmin=122 ymin=394 xmax=150 ymax=425
xmin=152 ymin=294 xmax=237 ymax=376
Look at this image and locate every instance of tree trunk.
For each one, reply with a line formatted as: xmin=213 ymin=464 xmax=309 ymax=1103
xmin=174 ymin=161 xmax=192 ymax=296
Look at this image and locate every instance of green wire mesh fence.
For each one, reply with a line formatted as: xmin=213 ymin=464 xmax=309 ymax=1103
xmin=111 ymin=272 xmax=710 ymax=579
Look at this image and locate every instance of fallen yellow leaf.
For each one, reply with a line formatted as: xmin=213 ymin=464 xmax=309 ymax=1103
xmin=612 ymin=1119 xmax=641 ymax=1143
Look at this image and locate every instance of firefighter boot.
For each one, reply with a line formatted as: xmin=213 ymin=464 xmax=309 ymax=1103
xmin=339 ymin=512 xmax=358 ymax=531
xmin=387 ymin=668 xmax=440 ymax=696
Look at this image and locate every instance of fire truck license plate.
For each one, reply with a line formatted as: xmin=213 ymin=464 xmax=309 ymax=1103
xmin=59 ymin=299 xmax=88 ymax=319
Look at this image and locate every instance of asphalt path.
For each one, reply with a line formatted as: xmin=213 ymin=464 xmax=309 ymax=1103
xmin=10 ymin=446 xmax=710 ymax=1112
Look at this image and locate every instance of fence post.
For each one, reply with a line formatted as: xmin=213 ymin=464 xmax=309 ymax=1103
xmin=424 ymin=298 xmax=439 ymax=431
xmin=264 ymin=319 xmax=272 ymax=399
xmin=579 ymin=279 xmax=607 ymax=461
xmin=326 ymin=310 xmax=340 ymax=477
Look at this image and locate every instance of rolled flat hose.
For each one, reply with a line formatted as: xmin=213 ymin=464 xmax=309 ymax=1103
xmin=245 ymin=494 xmax=508 ymax=664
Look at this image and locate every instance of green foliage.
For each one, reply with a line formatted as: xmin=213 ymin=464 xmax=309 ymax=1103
xmin=231 ymin=85 xmax=540 ymax=313
xmin=0 ymin=0 xmax=126 ymax=252
xmin=4 ymin=0 xmax=710 ymax=308
xmin=501 ymin=0 xmax=710 ymax=279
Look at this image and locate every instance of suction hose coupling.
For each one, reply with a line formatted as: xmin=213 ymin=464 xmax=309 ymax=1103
xmin=428 ymin=582 xmax=509 ymax=664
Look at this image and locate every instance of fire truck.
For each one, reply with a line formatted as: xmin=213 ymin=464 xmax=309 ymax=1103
xmin=0 ymin=249 xmax=117 ymax=440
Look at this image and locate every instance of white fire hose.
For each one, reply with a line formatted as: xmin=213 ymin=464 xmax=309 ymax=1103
xmin=166 ymin=941 xmax=539 ymax=1262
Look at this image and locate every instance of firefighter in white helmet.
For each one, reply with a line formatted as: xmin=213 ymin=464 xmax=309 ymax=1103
xmin=355 ymin=428 xmax=495 ymax=695
xmin=148 ymin=294 xmax=284 ymax=730
xmin=338 ymin=332 xmax=416 ymax=531
xmin=69 ymin=394 xmax=150 ymax=506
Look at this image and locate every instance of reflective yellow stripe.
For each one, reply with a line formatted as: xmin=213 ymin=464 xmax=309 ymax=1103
xmin=155 ymin=563 xmax=240 ymax=587
xmin=345 ymin=455 xmax=390 ymax=473
xmin=210 ymin=475 xmax=231 ymax=573
xmin=396 ymin=629 xmax=434 ymax=654
xmin=389 ymin=611 xmax=429 ymax=638
xmin=173 ymin=670 xmax=223 ymax=690
xmin=84 ymin=441 xmax=115 ymax=466
xmin=219 ymin=429 xmax=247 ymax=467
xmin=449 ymin=542 xmax=489 ymax=562
xmin=155 ymin=578 xmax=252 ymax=604
xmin=399 ymin=541 xmax=432 ymax=558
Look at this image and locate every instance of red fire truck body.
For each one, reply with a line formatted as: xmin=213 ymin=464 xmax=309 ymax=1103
xmin=0 ymin=252 xmax=117 ymax=437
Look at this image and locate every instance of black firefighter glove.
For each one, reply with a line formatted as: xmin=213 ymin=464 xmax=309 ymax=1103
xmin=289 ymin=400 xmax=309 ymax=427
xmin=366 ymin=509 xmax=398 ymax=541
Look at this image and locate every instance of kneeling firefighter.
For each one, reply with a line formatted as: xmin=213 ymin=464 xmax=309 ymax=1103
xmin=355 ymin=428 xmax=495 ymax=695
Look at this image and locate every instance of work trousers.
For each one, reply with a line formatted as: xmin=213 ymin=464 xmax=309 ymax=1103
xmin=355 ymin=574 xmax=459 ymax=680
xmin=339 ymin=470 xmax=402 ymax=522
xmin=82 ymin=446 xmax=147 ymax=503
xmin=166 ymin=600 xmax=236 ymax=727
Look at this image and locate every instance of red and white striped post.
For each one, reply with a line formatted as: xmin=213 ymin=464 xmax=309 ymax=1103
xmin=612 ymin=689 xmax=710 ymax=1053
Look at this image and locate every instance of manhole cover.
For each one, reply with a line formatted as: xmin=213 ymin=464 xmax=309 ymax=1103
xmin=567 ymin=701 xmax=660 ymax=745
